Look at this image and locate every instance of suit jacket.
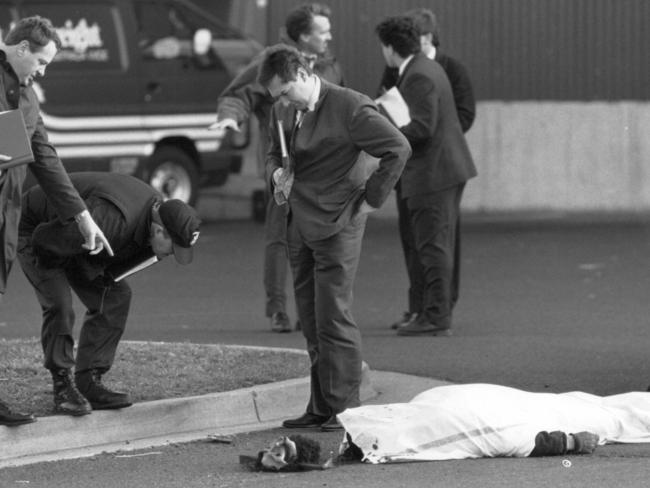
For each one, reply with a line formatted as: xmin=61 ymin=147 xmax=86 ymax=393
xmin=378 ymin=49 xmax=476 ymax=133
xmin=0 ymin=50 xmax=85 ymax=292
xmin=396 ymin=53 xmax=477 ymax=200
xmin=266 ymin=80 xmax=411 ymax=241
xmin=20 ymin=172 xmax=160 ymax=281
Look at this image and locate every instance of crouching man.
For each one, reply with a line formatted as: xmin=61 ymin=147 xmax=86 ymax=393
xmin=18 ymin=172 xmax=200 ymax=416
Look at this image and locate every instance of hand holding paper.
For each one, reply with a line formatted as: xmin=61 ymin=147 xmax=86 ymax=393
xmin=375 ymin=87 xmax=411 ymax=128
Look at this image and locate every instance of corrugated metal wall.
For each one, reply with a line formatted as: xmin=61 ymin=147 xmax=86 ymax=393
xmin=267 ymin=0 xmax=650 ymax=101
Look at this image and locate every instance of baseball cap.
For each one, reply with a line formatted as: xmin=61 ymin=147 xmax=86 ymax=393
xmin=158 ymin=199 xmax=201 ymax=265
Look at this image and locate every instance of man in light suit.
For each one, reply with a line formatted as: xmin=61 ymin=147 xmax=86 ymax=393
xmin=376 ymin=17 xmax=477 ymax=336
xmin=258 ymin=44 xmax=410 ymax=431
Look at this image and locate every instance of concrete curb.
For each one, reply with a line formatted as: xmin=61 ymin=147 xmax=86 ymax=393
xmin=0 ymin=349 xmax=378 ymax=468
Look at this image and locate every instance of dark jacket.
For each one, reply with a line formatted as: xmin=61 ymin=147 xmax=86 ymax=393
xmin=19 ymin=172 xmax=160 ymax=281
xmin=266 ymin=80 xmax=410 ymax=241
xmin=0 ymin=49 xmax=85 ymax=292
xmin=396 ymin=53 xmax=477 ymax=200
xmin=378 ymin=49 xmax=476 ymax=133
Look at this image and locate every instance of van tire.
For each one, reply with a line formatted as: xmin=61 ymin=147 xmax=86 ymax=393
xmin=143 ymin=147 xmax=199 ymax=205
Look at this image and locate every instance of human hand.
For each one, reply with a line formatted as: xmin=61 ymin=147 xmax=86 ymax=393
xmin=571 ymin=432 xmax=599 ymax=454
xmin=75 ymin=210 xmax=114 ymax=256
xmin=208 ymin=117 xmax=239 ymax=132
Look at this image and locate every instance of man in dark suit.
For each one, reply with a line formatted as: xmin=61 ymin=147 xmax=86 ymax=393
xmin=257 ymin=44 xmax=410 ymax=431
xmin=378 ymin=9 xmax=477 ymax=331
xmin=18 ymin=173 xmax=200 ymax=416
xmin=213 ymin=3 xmax=344 ymax=334
xmin=376 ymin=17 xmax=477 ymax=336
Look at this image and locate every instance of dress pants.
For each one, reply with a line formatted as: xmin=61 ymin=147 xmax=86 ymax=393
xmin=17 ymin=241 xmax=131 ymax=374
xmin=263 ymin=194 xmax=289 ymax=317
xmin=287 ymin=212 xmax=367 ymax=417
xmin=401 ymin=183 xmax=465 ymax=328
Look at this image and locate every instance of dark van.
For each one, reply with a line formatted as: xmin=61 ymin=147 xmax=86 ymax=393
xmin=0 ymin=0 xmax=261 ymax=204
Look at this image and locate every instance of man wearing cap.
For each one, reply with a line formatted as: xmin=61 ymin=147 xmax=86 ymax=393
xmin=17 ymin=172 xmax=200 ymax=416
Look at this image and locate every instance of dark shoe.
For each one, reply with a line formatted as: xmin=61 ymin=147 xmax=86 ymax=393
xmin=52 ymin=369 xmax=92 ymax=416
xmin=390 ymin=311 xmax=418 ymax=330
xmin=0 ymin=400 xmax=36 ymax=427
xmin=397 ymin=319 xmax=452 ymax=336
xmin=321 ymin=415 xmax=343 ymax=432
xmin=76 ymin=370 xmax=132 ymax=410
xmin=282 ymin=412 xmax=328 ymax=429
xmin=270 ymin=311 xmax=292 ymax=333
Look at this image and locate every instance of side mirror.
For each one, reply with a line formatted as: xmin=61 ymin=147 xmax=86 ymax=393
xmin=193 ymin=28 xmax=212 ymax=56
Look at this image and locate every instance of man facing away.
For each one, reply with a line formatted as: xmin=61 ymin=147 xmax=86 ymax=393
xmin=375 ymin=17 xmax=477 ymax=337
xmin=0 ymin=16 xmax=112 ymax=426
xmin=258 ymin=44 xmax=411 ymax=431
xmin=378 ymin=8 xmax=477 ymax=331
xmin=212 ymin=3 xmax=344 ymax=333
xmin=18 ymin=172 xmax=200 ymax=416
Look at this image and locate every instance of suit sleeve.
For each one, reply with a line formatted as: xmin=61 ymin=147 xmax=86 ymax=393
xmin=216 ymin=58 xmax=271 ymax=124
xmin=349 ymin=102 xmax=411 ymax=208
xmin=445 ymin=58 xmax=476 ymax=133
xmin=29 ymin=114 xmax=86 ymax=221
xmin=398 ymin=73 xmax=439 ymax=147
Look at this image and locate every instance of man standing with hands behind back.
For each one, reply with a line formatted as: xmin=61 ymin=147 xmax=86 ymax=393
xmin=258 ymin=44 xmax=410 ymax=431
xmin=0 ymin=16 xmax=112 ymax=426
xmin=376 ymin=17 xmax=477 ymax=337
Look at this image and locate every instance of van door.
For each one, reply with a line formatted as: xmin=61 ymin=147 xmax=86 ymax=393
xmin=133 ymin=0 xmax=234 ymax=115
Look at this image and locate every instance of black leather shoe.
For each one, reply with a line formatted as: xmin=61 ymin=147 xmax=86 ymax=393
xmin=321 ymin=415 xmax=343 ymax=432
xmin=76 ymin=370 xmax=132 ymax=410
xmin=282 ymin=412 xmax=328 ymax=428
xmin=397 ymin=319 xmax=452 ymax=336
xmin=0 ymin=400 xmax=36 ymax=427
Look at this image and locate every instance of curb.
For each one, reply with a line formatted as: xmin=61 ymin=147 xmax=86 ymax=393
xmin=0 ymin=351 xmax=377 ymax=468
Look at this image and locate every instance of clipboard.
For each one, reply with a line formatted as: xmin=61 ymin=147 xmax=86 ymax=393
xmin=0 ymin=109 xmax=34 ymax=170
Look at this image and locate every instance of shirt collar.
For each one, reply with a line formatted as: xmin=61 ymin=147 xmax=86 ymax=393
xmin=425 ymin=46 xmax=437 ymax=60
xmin=305 ymin=75 xmax=320 ymax=112
xmin=398 ymin=54 xmax=415 ymax=77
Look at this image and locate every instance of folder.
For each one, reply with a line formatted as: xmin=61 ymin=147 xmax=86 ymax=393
xmin=0 ymin=109 xmax=34 ymax=170
xmin=375 ymin=87 xmax=411 ymax=128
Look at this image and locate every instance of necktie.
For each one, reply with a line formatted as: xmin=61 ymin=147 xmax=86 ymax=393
xmin=273 ymin=110 xmax=304 ymax=205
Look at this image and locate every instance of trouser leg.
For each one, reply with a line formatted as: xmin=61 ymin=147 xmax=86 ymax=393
xmin=70 ymin=274 xmax=131 ymax=375
xmin=289 ymin=213 xmax=367 ymax=416
xmin=263 ymin=196 xmax=289 ymax=317
xmin=450 ymin=184 xmax=466 ymax=310
xmin=409 ymin=185 xmax=462 ymax=329
xmin=397 ymin=187 xmax=424 ymax=313
xmin=17 ymin=243 xmax=76 ymax=371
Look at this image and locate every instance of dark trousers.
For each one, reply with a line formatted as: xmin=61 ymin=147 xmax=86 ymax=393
xmin=398 ymin=183 xmax=465 ymax=328
xmin=263 ymin=194 xmax=289 ymax=317
xmin=18 ymin=240 xmax=131 ymax=374
xmin=287 ymin=212 xmax=367 ymax=416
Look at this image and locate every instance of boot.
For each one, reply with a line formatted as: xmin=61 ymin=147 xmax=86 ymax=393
xmin=0 ymin=399 xmax=36 ymax=426
xmin=51 ymin=369 xmax=92 ymax=416
xmin=75 ymin=370 xmax=132 ymax=410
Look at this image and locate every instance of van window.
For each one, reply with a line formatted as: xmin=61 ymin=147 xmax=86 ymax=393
xmin=135 ymin=0 xmax=224 ymax=69
xmin=20 ymin=2 xmax=123 ymax=72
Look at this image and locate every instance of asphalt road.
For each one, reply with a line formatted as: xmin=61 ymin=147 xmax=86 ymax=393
xmin=2 ymin=198 xmax=650 ymax=486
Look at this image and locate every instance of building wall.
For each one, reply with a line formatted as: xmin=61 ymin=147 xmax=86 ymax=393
xmin=266 ymin=0 xmax=650 ymax=213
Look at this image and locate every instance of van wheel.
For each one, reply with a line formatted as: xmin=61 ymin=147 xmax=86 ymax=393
xmin=144 ymin=147 xmax=199 ymax=205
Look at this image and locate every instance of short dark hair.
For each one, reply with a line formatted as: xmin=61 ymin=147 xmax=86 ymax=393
xmin=257 ymin=44 xmax=311 ymax=87
xmin=285 ymin=3 xmax=331 ymax=43
xmin=4 ymin=15 xmax=62 ymax=51
xmin=406 ymin=8 xmax=440 ymax=47
xmin=375 ymin=16 xmax=421 ymax=58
